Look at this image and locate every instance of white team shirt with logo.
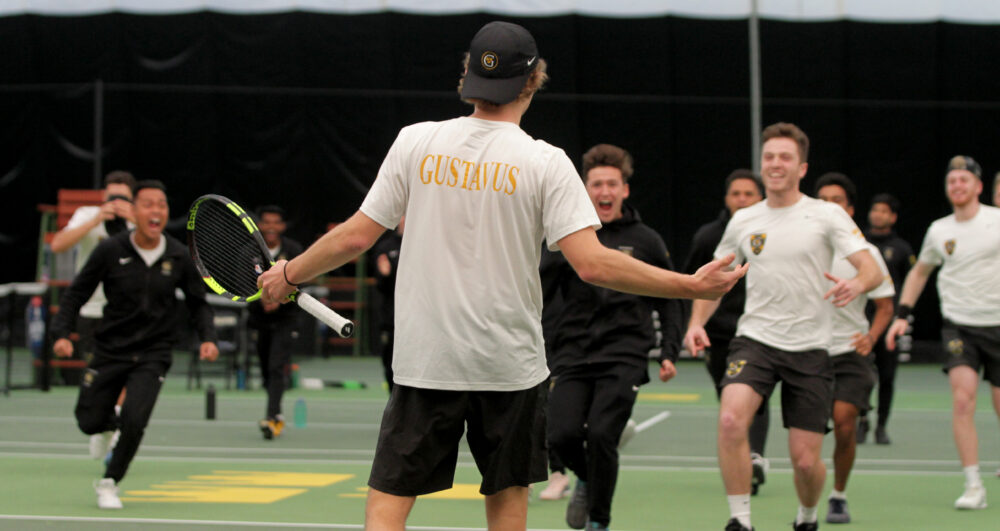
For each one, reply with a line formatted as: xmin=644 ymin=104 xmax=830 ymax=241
xmin=829 ymin=241 xmax=895 ymax=355
xmin=917 ymin=204 xmax=1000 ymax=326
xmin=361 ymin=116 xmax=600 ymax=391
xmin=714 ymin=195 xmax=870 ymax=352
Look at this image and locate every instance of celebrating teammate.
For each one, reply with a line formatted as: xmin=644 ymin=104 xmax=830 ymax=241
xmin=543 ymin=144 xmax=684 ymax=530
xmin=50 ymin=180 xmax=218 ymax=509
xmin=815 ymin=172 xmax=895 ymax=524
xmin=685 ymin=123 xmax=881 ymax=531
xmin=259 ymin=21 xmax=746 ymax=529
xmin=886 ymin=155 xmax=1000 ymax=510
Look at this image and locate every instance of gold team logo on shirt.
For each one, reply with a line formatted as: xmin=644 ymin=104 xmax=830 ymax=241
xmin=618 ymin=246 xmax=634 ymax=256
xmin=947 ymin=338 xmax=964 ymax=356
xmin=883 ymin=248 xmax=894 ymax=261
xmin=726 ymin=360 xmax=747 ymax=377
xmin=750 ymin=233 xmax=766 ymax=255
xmin=944 ymin=239 xmax=956 ymax=255
xmin=161 ymin=260 xmax=173 ymax=276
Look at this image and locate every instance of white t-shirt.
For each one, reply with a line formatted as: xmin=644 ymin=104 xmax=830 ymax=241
xmin=829 ymin=241 xmax=895 ymax=356
xmin=360 ymin=116 xmax=600 ymax=391
xmin=65 ymin=206 xmax=110 ymax=319
xmin=917 ymin=204 xmax=1000 ymax=326
xmin=715 ymin=195 xmax=870 ymax=352
xmin=130 ymin=233 xmax=166 ymax=267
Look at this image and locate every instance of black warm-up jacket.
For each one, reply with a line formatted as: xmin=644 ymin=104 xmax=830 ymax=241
xmin=541 ymin=204 xmax=684 ymax=376
xmin=50 ymin=231 xmax=216 ymax=361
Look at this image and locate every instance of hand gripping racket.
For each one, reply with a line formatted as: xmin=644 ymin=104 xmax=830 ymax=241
xmin=187 ymin=194 xmax=354 ymax=337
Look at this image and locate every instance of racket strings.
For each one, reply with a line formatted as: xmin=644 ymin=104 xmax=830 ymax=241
xmin=192 ymin=200 xmax=267 ymax=298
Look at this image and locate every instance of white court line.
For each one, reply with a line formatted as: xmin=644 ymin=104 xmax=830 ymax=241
xmin=633 ymin=411 xmax=670 ymax=433
xmin=0 ymin=514 xmax=568 ymax=530
xmin=0 ymin=416 xmax=378 ymax=429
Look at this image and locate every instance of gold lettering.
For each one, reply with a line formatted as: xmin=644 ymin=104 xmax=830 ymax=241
xmin=506 ymin=165 xmax=518 ymax=195
xmin=448 ymin=157 xmax=460 ymax=187
xmin=434 ymin=156 xmax=447 ymax=185
xmin=491 ymin=163 xmax=506 ymax=192
xmin=460 ymin=161 xmax=474 ymax=189
xmin=419 ymin=154 xmax=434 ymax=184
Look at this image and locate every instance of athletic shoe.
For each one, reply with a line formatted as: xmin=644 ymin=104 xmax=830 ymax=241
xmin=750 ymin=452 xmax=768 ymax=496
xmin=539 ymin=470 xmax=571 ymax=500
xmin=259 ymin=416 xmax=286 ymax=440
xmin=826 ymin=497 xmax=850 ymax=523
xmin=954 ymin=484 xmax=987 ymax=509
xmin=724 ymin=518 xmax=753 ymax=531
xmin=588 ymin=521 xmax=609 ymax=530
xmin=856 ymin=417 xmax=869 ymax=444
xmin=566 ymin=479 xmax=588 ymax=529
xmin=792 ymin=521 xmax=818 ymax=531
xmin=94 ymin=478 xmax=123 ymax=509
xmin=874 ymin=426 xmax=891 ymax=445
xmin=618 ymin=418 xmax=637 ymax=450
xmin=89 ymin=431 xmax=115 ymax=460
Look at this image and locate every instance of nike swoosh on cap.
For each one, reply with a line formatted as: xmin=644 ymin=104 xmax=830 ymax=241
xmin=526 ymin=56 xmax=536 ymax=66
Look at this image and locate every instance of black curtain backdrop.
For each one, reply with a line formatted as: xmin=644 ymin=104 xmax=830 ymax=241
xmin=4 ymin=13 xmax=1000 ymax=337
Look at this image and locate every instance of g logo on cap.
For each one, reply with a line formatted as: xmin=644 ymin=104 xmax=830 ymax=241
xmin=481 ymin=51 xmax=498 ymax=71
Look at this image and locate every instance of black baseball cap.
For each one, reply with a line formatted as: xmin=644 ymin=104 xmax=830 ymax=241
xmin=461 ymin=21 xmax=540 ymax=105
xmin=946 ymin=155 xmax=982 ymax=178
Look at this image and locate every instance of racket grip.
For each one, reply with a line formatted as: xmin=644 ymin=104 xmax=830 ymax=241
xmin=295 ymin=292 xmax=355 ymax=338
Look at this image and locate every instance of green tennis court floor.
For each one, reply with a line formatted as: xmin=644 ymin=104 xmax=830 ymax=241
xmin=2 ymin=357 xmax=998 ymax=530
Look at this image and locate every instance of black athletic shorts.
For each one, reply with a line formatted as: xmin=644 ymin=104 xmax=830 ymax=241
xmin=831 ymin=352 xmax=875 ymax=413
xmin=722 ymin=336 xmax=833 ymax=433
xmin=941 ymin=321 xmax=1000 ymax=387
xmin=367 ymin=381 xmax=548 ymax=497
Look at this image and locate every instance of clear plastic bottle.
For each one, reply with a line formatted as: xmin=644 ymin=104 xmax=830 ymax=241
xmin=294 ymin=397 xmax=307 ymax=428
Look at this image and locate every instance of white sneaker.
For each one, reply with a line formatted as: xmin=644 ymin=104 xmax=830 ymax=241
xmin=89 ymin=431 xmax=114 ymax=460
xmin=750 ymin=452 xmax=769 ymax=495
xmin=955 ymin=484 xmax=987 ymax=510
xmin=538 ymin=470 xmax=571 ymax=501
xmin=618 ymin=418 xmax=638 ymax=450
xmin=94 ymin=478 xmax=123 ymax=509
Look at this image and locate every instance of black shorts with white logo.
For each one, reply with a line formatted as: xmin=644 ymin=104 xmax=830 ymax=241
xmin=722 ymin=336 xmax=833 ymax=433
xmin=367 ymin=381 xmax=548 ymax=497
xmin=831 ymin=351 xmax=876 ymax=413
xmin=941 ymin=320 xmax=1000 ymax=386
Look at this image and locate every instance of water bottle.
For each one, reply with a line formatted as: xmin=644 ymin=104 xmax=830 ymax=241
xmin=206 ymin=384 xmax=217 ymax=420
xmin=294 ymin=397 xmax=307 ymax=428
xmin=25 ymin=296 xmax=45 ymax=359
xmin=898 ymin=315 xmax=914 ymax=363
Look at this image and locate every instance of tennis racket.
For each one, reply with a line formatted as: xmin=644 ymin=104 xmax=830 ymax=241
xmin=187 ymin=194 xmax=354 ymax=337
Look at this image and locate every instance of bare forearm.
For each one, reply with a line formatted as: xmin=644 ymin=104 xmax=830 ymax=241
xmin=689 ymin=298 xmax=722 ymax=329
xmin=578 ymin=246 xmax=697 ymax=298
xmin=284 ymin=211 xmax=385 ymax=285
xmin=51 ymin=217 xmax=100 ymax=253
xmin=897 ymin=264 xmax=931 ymax=308
xmin=869 ymin=298 xmax=894 ymax=340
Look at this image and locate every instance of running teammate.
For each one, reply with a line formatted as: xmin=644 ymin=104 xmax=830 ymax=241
xmin=886 ymin=155 xmax=1000 ymax=510
xmin=815 ymin=173 xmax=895 ymax=524
xmin=685 ymin=122 xmax=882 ymax=531
xmin=50 ymin=180 xmax=218 ymax=509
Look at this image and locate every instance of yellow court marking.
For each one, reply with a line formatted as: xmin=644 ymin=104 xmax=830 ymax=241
xmin=122 ymin=470 xmax=353 ymax=504
xmin=339 ymin=484 xmax=484 ymax=500
xmin=637 ymin=393 xmax=701 ymax=402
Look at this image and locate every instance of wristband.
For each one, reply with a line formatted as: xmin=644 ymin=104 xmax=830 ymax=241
xmin=282 ymin=262 xmax=299 ymax=288
xmin=895 ymin=304 xmax=913 ymax=321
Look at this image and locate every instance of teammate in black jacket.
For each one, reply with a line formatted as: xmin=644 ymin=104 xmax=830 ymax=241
xmin=543 ymin=144 xmax=684 ymax=531
xmin=248 ymin=206 xmax=304 ymax=439
xmin=682 ymin=169 xmax=771 ymax=494
xmin=857 ymin=193 xmax=915 ymax=445
xmin=51 ymin=180 xmax=218 ymax=510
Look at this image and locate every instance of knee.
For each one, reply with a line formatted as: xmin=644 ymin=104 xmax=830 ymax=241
xmin=953 ymin=394 xmax=976 ymax=417
xmin=587 ymin=423 xmax=620 ymax=451
xmin=76 ymin=416 xmax=106 ymax=435
xmin=547 ymin=422 xmax=582 ymax=451
xmin=718 ymin=410 xmax=748 ymax=442
xmin=791 ymin=453 xmax=821 ymax=476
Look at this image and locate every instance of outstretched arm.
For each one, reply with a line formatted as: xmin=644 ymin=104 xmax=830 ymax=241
xmin=556 ymin=227 xmax=747 ymax=301
xmin=260 ymin=211 xmax=387 ymax=303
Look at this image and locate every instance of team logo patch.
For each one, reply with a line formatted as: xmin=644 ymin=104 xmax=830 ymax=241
xmin=618 ymin=246 xmax=634 ymax=256
xmin=947 ymin=338 xmax=964 ymax=356
xmin=750 ymin=234 xmax=766 ymax=255
xmin=883 ymin=248 xmax=894 ymax=261
xmin=82 ymin=369 xmax=97 ymax=387
xmin=160 ymin=260 xmax=173 ymax=276
xmin=481 ymin=51 xmax=498 ymax=71
xmin=725 ymin=360 xmax=747 ymax=377
xmin=944 ymin=239 xmax=956 ymax=255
